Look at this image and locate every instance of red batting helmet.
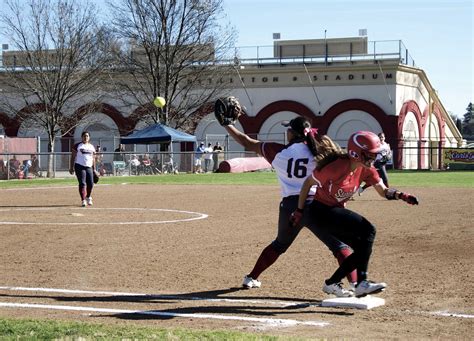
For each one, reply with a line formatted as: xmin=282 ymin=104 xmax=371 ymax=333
xmin=347 ymin=131 xmax=382 ymax=165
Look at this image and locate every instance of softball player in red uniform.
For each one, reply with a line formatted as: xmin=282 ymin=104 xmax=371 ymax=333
xmin=69 ymin=131 xmax=97 ymax=207
xmin=292 ymin=131 xmax=418 ymax=297
xmin=225 ymin=117 xmax=356 ymax=297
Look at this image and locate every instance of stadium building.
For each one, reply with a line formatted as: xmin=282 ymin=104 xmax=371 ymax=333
xmin=0 ymin=36 xmax=464 ymax=170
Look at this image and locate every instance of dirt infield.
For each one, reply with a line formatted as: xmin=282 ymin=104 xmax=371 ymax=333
xmin=0 ymin=183 xmax=472 ymax=339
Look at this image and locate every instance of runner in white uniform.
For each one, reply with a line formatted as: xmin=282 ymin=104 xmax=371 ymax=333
xmin=223 ymin=116 xmax=355 ymax=291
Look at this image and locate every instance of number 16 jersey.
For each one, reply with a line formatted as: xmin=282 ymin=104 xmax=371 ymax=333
xmin=260 ymin=142 xmax=317 ymax=198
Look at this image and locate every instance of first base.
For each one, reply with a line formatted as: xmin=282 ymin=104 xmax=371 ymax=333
xmin=321 ymin=295 xmax=385 ymax=310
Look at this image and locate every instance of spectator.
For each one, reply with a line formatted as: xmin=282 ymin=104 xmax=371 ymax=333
xmin=212 ymin=142 xmax=223 ymax=172
xmin=22 ymin=157 xmax=32 ymax=179
xmin=0 ymin=159 xmax=6 ymax=179
xmin=9 ymin=155 xmax=21 ymax=178
xmin=114 ymin=144 xmax=126 ymax=162
xmin=95 ymin=145 xmax=104 ymax=173
xmin=30 ymin=154 xmax=40 ymax=176
xmin=358 ymin=132 xmax=392 ymax=194
xmin=194 ymin=142 xmax=205 ymax=173
xmin=203 ymin=143 xmax=213 ymax=172
xmin=130 ymin=154 xmax=140 ymax=175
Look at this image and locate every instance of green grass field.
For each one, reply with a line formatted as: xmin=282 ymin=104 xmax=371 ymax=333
xmin=0 ymin=170 xmax=473 ymax=189
xmin=0 ymin=169 xmax=472 ymax=339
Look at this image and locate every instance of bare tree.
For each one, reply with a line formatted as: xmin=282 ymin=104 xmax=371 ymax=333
xmin=107 ymin=0 xmax=237 ymax=132
xmin=0 ymin=0 xmax=113 ymax=177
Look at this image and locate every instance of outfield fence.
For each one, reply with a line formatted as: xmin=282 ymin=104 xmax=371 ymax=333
xmin=1 ymin=145 xmax=472 ymax=180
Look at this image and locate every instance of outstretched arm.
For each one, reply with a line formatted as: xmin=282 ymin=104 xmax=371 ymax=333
xmin=373 ymin=182 xmax=419 ymax=205
xmin=224 ymin=125 xmax=262 ymax=155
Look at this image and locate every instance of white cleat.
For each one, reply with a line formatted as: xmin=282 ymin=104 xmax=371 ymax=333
xmin=322 ymin=282 xmax=354 ymax=297
xmin=355 ymin=280 xmax=387 ymax=297
xmin=81 ymin=200 xmax=87 ymax=207
xmin=86 ymin=197 xmax=93 ymax=206
xmin=242 ymin=275 xmax=261 ymax=289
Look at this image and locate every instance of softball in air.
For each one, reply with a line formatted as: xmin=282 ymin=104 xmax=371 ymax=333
xmin=153 ymin=96 xmax=166 ymax=108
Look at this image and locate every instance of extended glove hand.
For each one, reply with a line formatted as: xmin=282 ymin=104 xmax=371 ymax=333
xmin=214 ymin=96 xmax=242 ymax=126
xmin=289 ymin=208 xmax=304 ymax=227
xmin=399 ymin=192 xmax=418 ymax=205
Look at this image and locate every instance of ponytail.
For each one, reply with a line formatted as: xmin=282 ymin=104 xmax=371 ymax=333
xmin=306 ymin=132 xmax=348 ymax=170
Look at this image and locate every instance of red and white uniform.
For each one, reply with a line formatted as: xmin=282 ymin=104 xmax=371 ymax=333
xmin=312 ymin=158 xmax=382 ymax=207
xmin=261 ymin=142 xmax=316 ymax=198
xmin=73 ymin=142 xmax=96 ymax=168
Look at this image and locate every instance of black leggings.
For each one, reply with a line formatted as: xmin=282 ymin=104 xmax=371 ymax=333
xmin=74 ymin=163 xmax=94 ymax=200
xmin=309 ymin=200 xmax=376 ymax=284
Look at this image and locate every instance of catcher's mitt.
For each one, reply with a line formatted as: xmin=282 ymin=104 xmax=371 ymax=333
xmin=214 ymin=96 xmax=242 ymax=126
xmin=93 ymin=171 xmax=100 ymax=184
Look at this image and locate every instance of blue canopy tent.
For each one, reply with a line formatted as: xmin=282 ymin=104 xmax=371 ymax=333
xmin=120 ymin=124 xmax=197 ymax=173
xmin=120 ymin=123 xmax=196 ymax=145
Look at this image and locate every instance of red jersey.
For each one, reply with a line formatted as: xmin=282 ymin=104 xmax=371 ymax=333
xmin=312 ymin=158 xmax=381 ymax=207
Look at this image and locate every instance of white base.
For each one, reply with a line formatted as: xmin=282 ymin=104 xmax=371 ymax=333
xmin=321 ymin=295 xmax=385 ymax=310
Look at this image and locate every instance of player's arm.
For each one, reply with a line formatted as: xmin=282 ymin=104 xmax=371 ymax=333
xmin=224 ymin=125 xmax=262 ymax=155
xmin=290 ymin=175 xmax=317 ymax=227
xmin=69 ymin=146 xmax=77 ymax=174
xmin=373 ymin=182 xmax=419 ymax=205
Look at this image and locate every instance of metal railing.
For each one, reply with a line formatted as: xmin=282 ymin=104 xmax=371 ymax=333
xmin=1 ymin=40 xmax=416 ymax=70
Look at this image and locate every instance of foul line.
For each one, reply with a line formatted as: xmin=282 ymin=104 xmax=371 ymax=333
xmin=0 ymin=302 xmax=328 ymax=328
xmin=0 ymin=286 xmax=306 ymax=307
xmin=431 ymin=310 xmax=474 ymax=319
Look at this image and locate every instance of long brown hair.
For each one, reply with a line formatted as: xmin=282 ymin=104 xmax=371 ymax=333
xmin=308 ymin=134 xmax=348 ymax=170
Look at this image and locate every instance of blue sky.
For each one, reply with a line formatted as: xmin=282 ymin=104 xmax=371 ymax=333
xmin=222 ymin=0 xmax=473 ymax=118
xmin=1 ymin=0 xmax=471 ymax=118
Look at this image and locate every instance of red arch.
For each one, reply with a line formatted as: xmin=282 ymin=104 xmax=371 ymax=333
xmin=422 ymin=103 xmax=446 ymax=144
xmin=240 ymin=100 xmax=317 ymax=135
xmin=398 ymin=100 xmax=424 ymax=139
xmin=71 ymin=102 xmax=135 ymax=136
xmin=321 ymin=99 xmax=394 ymax=135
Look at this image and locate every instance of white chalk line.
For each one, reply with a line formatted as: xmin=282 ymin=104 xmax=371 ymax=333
xmin=1 ymin=286 xmax=472 ymax=320
xmin=431 ymin=310 xmax=474 ymax=319
xmin=0 ymin=286 xmax=304 ymax=306
xmin=0 ymin=302 xmax=328 ymax=328
xmin=0 ymin=286 xmax=307 ymax=307
xmin=0 ymin=286 xmax=328 ymax=328
xmin=0 ymin=207 xmax=208 ymax=225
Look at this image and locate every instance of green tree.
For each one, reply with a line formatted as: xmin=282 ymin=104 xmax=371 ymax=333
xmin=462 ymin=102 xmax=473 ymax=139
xmin=107 ymin=0 xmax=237 ymax=132
xmin=463 ymin=102 xmax=473 ymax=124
xmin=0 ymin=0 xmax=113 ymax=177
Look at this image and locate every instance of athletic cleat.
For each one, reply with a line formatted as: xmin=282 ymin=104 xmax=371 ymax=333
xmin=323 ymin=282 xmax=354 ymax=297
xmin=86 ymin=197 xmax=93 ymax=206
xmin=357 ymin=186 xmax=365 ymax=196
xmin=355 ymin=280 xmax=387 ymax=297
xmin=81 ymin=200 xmax=87 ymax=207
xmin=242 ymin=275 xmax=261 ymax=289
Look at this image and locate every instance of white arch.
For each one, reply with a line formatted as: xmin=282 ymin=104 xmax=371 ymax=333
xmin=401 ymin=111 xmax=419 ymax=169
xmin=423 ymin=114 xmax=440 ymax=169
xmin=259 ymin=111 xmax=296 ymax=144
xmin=327 ymin=110 xmax=382 ymax=147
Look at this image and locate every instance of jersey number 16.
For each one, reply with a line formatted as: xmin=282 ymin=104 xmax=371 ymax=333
xmin=286 ymin=158 xmax=309 ymax=178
